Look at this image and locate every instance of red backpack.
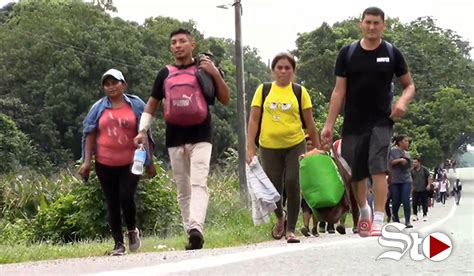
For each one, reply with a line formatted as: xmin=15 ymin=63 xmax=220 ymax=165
xmin=163 ymin=64 xmax=208 ymax=126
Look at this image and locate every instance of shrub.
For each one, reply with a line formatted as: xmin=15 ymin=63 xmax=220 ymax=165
xmin=31 ymin=172 xmax=108 ymax=243
xmin=0 ymin=172 xmax=72 ymax=222
xmin=0 ymin=218 xmax=33 ymax=245
xmin=206 ymin=161 xmax=241 ymax=230
xmin=135 ymin=162 xmax=181 ymax=237
xmin=30 ymin=162 xmax=179 ymax=243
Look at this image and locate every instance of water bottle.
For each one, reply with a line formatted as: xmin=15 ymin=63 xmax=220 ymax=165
xmin=131 ymin=144 xmax=146 ymax=175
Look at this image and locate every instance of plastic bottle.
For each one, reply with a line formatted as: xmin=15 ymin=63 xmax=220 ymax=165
xmin=131 ymin=144 xmax=146 ymax=175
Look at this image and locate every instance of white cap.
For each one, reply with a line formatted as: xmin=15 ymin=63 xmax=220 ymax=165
xmin=101 ymin=69 xmax=127 ymax=85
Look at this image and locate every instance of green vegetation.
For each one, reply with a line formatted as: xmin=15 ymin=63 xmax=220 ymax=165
xmin=294 ymin=17 xmax=474 ymax=167
xmin=0 ymin=160 xmax=271 ymax=264
xmin=0 ymin=0 xmax=472 ymax=264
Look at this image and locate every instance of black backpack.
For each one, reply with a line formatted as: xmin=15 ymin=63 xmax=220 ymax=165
xmin=345 ymin=40 xmax=396 ymax=113
xmin=255 ymin=82 xmax=306 ymax=147
xmin=346 ymin=40 xmax=394 ymax=64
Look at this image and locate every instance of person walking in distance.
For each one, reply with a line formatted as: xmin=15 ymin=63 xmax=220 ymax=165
xmin=79 ymin=69 xmax=156 ymax=256
xmin=411 ymin=157 xmax=431 ymax=222
xmin=389 ymin=135 xmax=413 ymax=228
xmin=453 ymin=178 xmax=462 ymax=205
xmin=439 ymin=177 xmax=449 ymax=206
xmin=134 ymin=29 xmax=230 ymax=250
xmin=320 ymin=7 xmax=415 ymax=237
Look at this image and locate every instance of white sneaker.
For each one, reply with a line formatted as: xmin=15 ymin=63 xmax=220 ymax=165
xmin=370 ymin=222 xmax=383 ymax=236
xmin=423 ymin=216 xmax=427 ymax=222
xmin=413 ymin=215 xmax=418 ymax=221
xmin=128 ymin=228 xmax=141 ymax=252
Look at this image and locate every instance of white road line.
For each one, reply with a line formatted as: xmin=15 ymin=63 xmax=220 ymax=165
xmin=419 ymin=201 xmax=457 ymax=234
xmin=87 ymin=237 xmax=375 ymax=276
xmin=87 ymin=202 xmax=458 ymax=276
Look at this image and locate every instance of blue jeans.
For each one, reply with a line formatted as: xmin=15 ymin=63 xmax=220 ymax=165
xmin=390 ymin=182 xmax=412 ymax=224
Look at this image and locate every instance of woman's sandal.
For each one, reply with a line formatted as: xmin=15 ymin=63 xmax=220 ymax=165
xmin=271 ymin=223 xmax=285 ymax=240
xmin=286 ymin=233 xmax=300 ymax=243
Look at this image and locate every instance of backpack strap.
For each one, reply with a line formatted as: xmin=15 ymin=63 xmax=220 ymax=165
xmin=384 ymin=41 xmax=395 ymax=62
xmin=255 ymin=82 xmax=272 ymax=147
xmin=346 ymin=41 xmax=358 ymax=64
xmin=261 ymin=82 xmax=272 ymax=105
xmin=291 ymin=83 xmax=306 ymax=129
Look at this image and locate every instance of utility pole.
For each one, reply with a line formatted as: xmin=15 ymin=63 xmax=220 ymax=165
xmin=234 ymin=0 xmax=248 ymax=205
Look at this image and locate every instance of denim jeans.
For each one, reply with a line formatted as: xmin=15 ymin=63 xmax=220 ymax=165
xmin=389 ymin=182 xmax=412 ymax=224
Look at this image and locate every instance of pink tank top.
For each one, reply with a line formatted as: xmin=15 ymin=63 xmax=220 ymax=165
xmin=96 ymin=104 xmax=137 ymax=166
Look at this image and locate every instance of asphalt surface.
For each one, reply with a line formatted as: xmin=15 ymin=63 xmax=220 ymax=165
xmin=1 ymin=168 xmax=473 ymax=275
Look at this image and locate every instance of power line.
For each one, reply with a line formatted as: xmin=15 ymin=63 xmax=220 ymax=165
xmin=0 ymin=25 xmax=157 ymax=70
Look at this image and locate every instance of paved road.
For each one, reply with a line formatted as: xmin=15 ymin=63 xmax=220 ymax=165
xmin=2 ymin=168 xmax=473 ymax=275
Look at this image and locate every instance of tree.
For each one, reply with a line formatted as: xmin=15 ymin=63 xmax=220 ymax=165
xmin=294 ymin=16 xmax=473 ymax=165
xmin=427 ymin=87 xmax=474 ymax=156
xmin=0 ymin=1 xmax=271 ymax=169
xmin=0 ymin=114 xmax=49 ymax=173
xmin=91 ymin=0 xmax=116 ymax=12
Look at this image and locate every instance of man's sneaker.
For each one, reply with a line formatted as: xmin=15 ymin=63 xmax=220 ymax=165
xmin=405 ymin=223 xmax=413 ymax=228
xmin=357 ymin=217 xmax=372 ymax=237
xmin=300 ymin=226 xmax=310 ymax=237
xmin=352 ymin=227 xmax=358 ymax=234
xmin=128 ymin=228 xmax=141 ymax=252
xmin=423 ymin=215 xmax=428 ymax=222
xmin=370 ymin=222 xmax=383 ymax=236
xmin=412 ymin=215 xmax=418 ymax=221
xmin=336 ymin=224 xmax=346 ymax=235
xmin=185 ymin=229 xmax=204 ymax=250
xmin=110 ymin=242 xmax=126 ymax=256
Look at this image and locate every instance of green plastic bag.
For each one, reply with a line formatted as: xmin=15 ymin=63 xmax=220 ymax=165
xmin=300 ymin=153 xmax=345 ymax=209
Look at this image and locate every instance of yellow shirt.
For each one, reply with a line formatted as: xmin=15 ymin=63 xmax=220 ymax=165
xmin=251 ymin=82 xmax=312 ymax=149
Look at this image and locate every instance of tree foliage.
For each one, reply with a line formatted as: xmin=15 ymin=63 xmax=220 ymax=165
xmin=294 ymin=17 xmax=474 ymax=167
xmin=0 ymin=1 xmax=269 ymax=169
xmin=0 ymin=1 xmax=472 ymax=171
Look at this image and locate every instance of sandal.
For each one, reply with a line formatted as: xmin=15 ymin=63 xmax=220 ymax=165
xmin=300 ymin=226 xmax=310 ymax=237
xmin=271 ymin=223 xmax=284 ymax=240
xmin=286 ymin=233 xmax=300 ymax=243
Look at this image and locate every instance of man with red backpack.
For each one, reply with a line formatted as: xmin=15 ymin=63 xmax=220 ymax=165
xmin=134 ymin=28 xmax=230 ymax=250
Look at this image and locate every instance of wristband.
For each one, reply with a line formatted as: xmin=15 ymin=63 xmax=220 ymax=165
xmin=139 ymin=112 xmax=153 ymax=133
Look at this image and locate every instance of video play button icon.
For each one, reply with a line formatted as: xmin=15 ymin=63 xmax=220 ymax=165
xmin=422 ymin=232 xmax=453 ymax=261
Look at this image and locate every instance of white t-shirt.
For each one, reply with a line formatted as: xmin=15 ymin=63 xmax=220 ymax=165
xmin=440 ymin=179 xmax=449 ymax=192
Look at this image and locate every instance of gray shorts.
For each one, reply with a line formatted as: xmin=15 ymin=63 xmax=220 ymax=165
xmin=341 ymin=125 xmax=392 ymax=182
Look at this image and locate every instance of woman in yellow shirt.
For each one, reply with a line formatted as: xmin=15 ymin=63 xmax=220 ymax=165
xmin=247 ymin=52 xmax=320 ymax=243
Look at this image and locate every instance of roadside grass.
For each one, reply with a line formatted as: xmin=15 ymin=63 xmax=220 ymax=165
xmin=0 ymin=160 xmax=416 ymax=265
xmin=0 ymin=206 xmax=414 ymax=264
xmin=0 ymin=208 xmax=270 ymax=264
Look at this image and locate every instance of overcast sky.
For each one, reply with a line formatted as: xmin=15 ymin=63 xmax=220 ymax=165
xmin=1 ymin=0 xmax=472 ymax=61
xmin=110 ymin=0 xmax=473 ymax=62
